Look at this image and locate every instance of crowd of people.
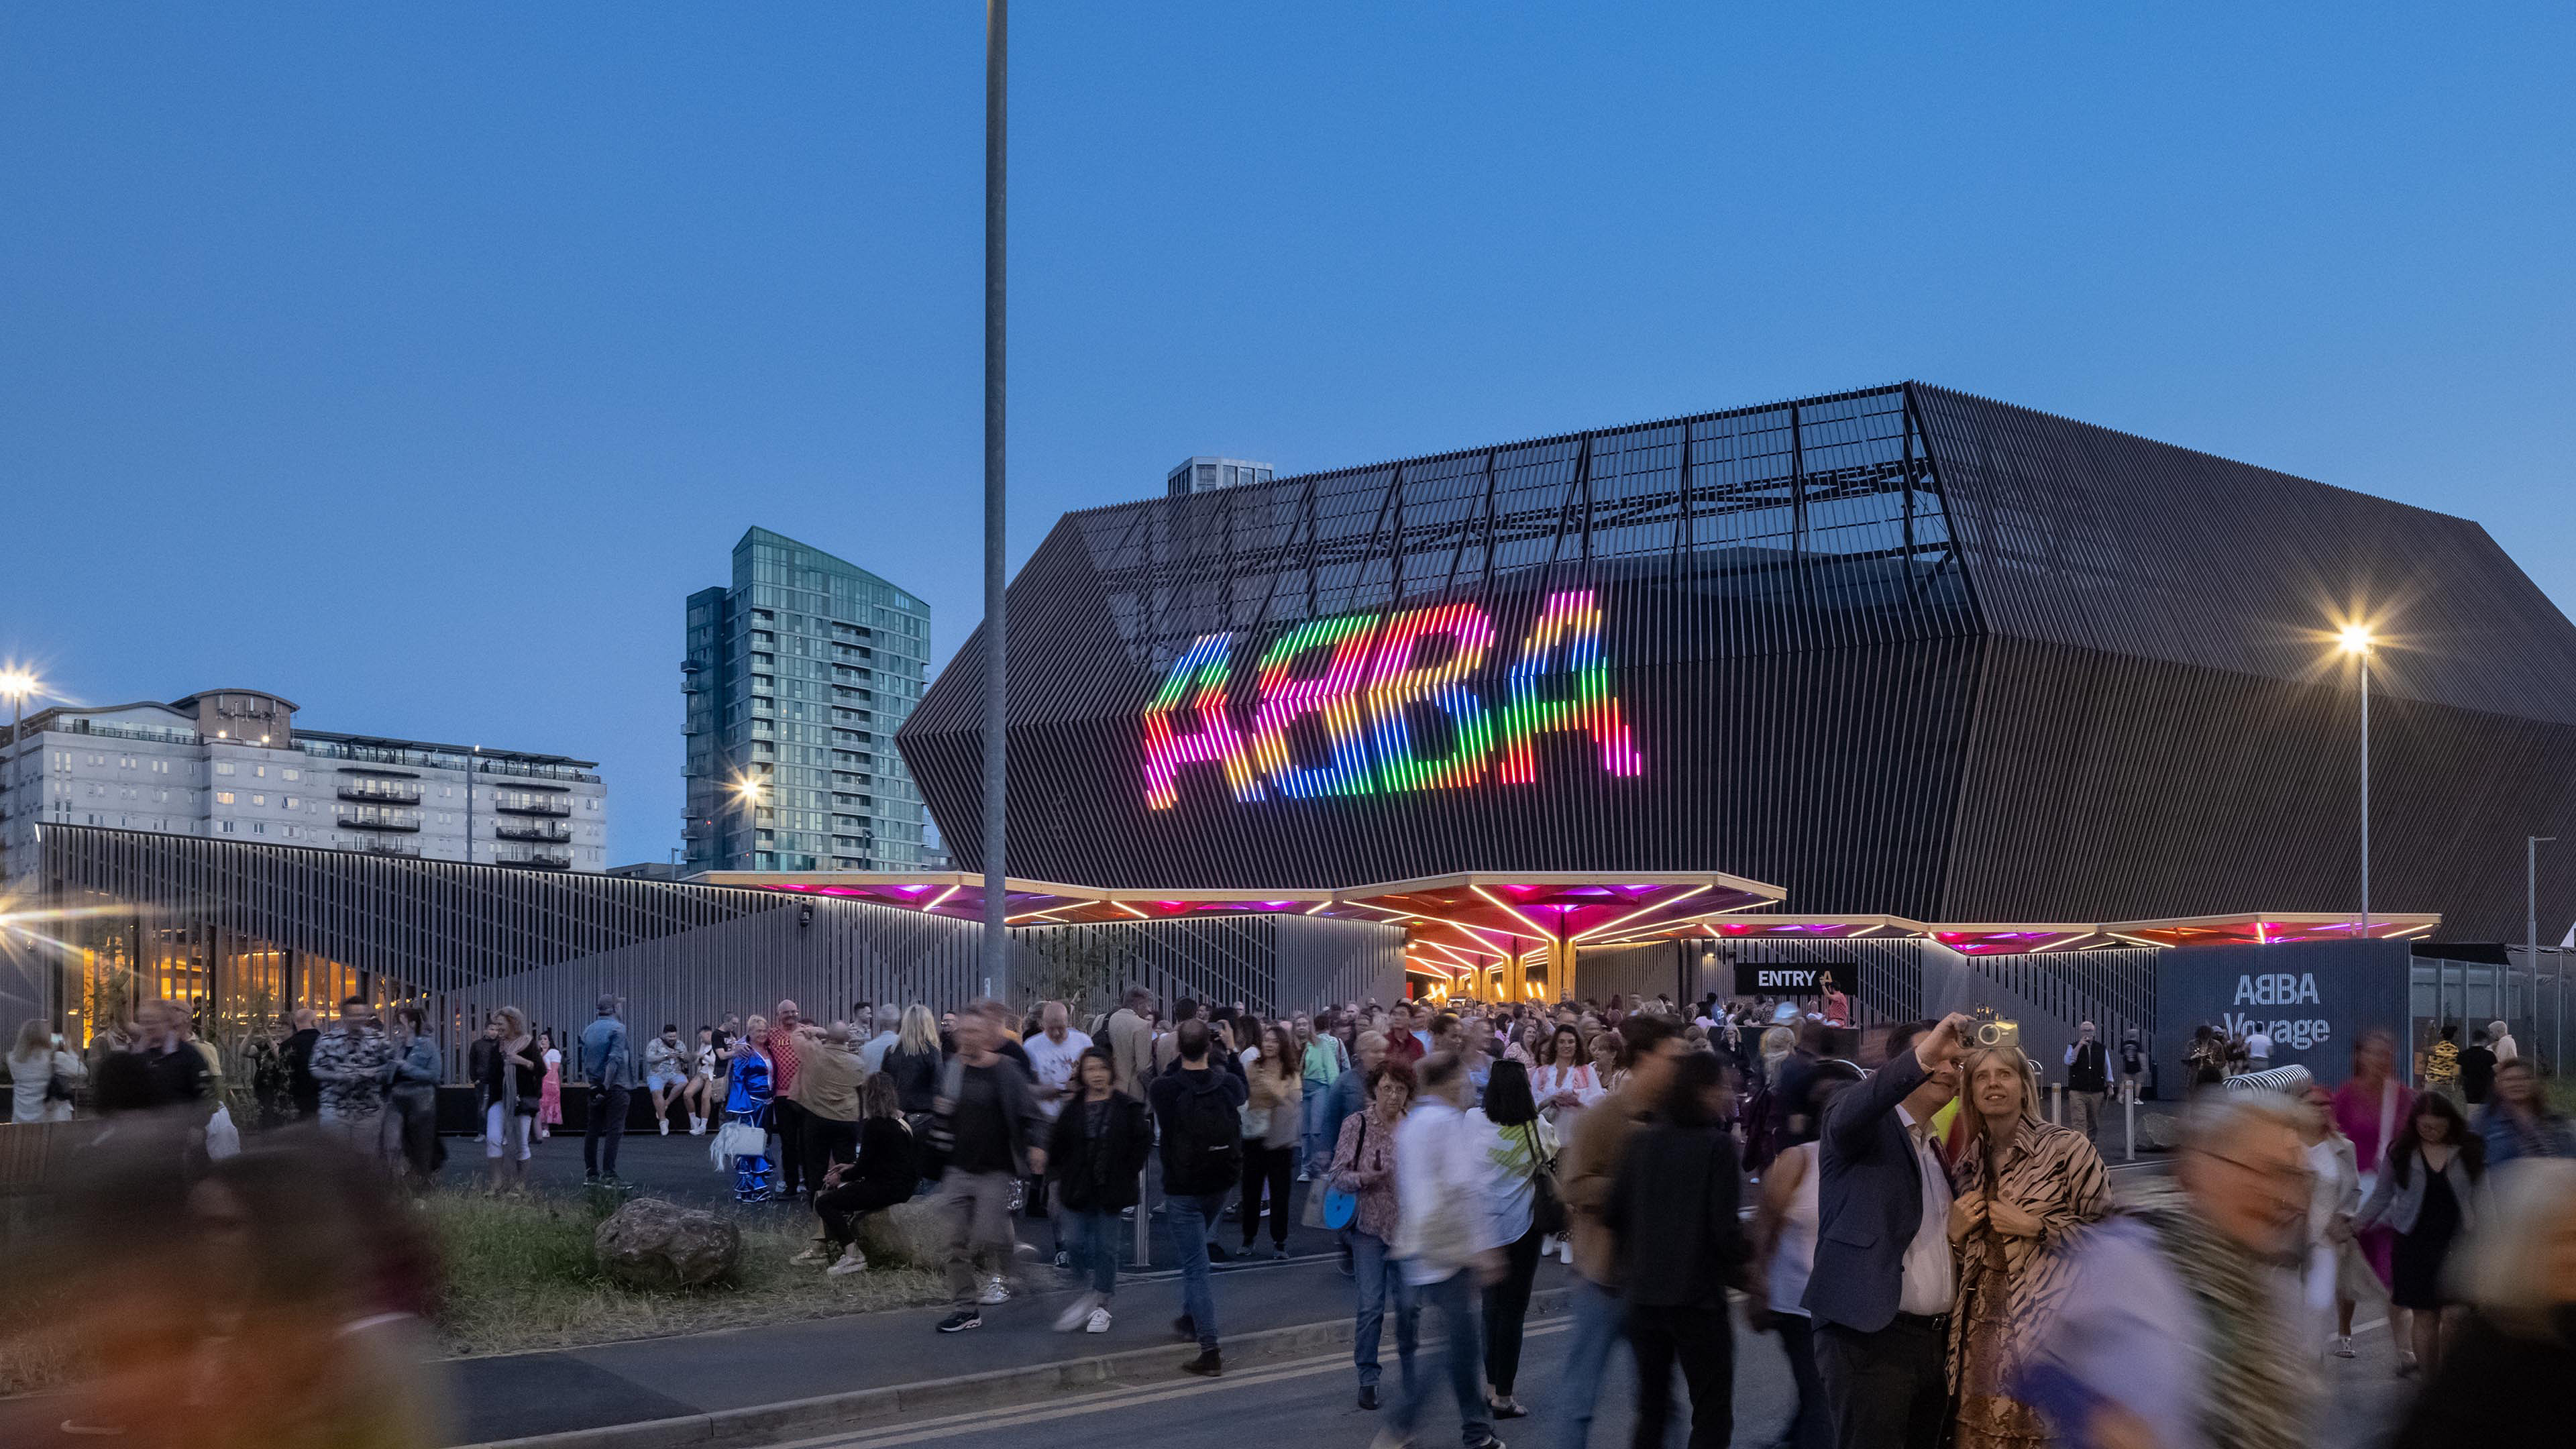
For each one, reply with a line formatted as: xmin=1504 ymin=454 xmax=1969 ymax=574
xmin=10 ymin=984 xmax=2576 ymax=1449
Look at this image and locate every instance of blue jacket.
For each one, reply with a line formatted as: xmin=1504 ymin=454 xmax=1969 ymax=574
xmin=2480 ymin=1104 xmax=2576 ymax=1167
xmin=1805 ymin=1048 xmax=1935 ymax=1333
xmin=578 ymin=1015 xmax=634 ymax=1088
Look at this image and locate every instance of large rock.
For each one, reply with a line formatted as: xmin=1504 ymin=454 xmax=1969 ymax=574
xmin=594 ymin=1196 xmax=741 ymax=1290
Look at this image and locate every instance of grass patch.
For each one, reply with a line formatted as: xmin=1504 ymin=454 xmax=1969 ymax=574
xmin=429 ymin=1191 xmax=950 ymax=1358
xmin=0 ymin=1191 xmax=951 ymax=1395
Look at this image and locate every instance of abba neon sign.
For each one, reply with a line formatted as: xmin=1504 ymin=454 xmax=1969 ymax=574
xmin=1142 ymin=588 xmax=1643 ymax=809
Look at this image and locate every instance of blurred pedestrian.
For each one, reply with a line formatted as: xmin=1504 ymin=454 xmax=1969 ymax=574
xmin=2063 ymin=1022 xmax=2109 ymax=1144
xmin=2479 ymin=1059 xmax=2576 ymax=1165
xmin=2295 ymin=1083 xmax=2363 ymax=1360
xmin=484 ymin=1007 xmax=543 ymax=1193
xmin=1748 ymin=1061 xmax=1864 ymax=1449
xmin=2331 ymin=1027 xmax=2414 ymax=1364
xmin=1150 ymin=1018 xmax=1246 ymax=1375
xmin=309 ymin=995 xmax=392 ymax=1149
xmin=385 ymin=1006 xmax=443 ymax=1191
xmin=2021 ymin=1095 xmax=2316 ymax=1449
xmin=1241 ymin=1022 xmax=1303 ymax=1258
xmin=1046 ymin=1046 xmax=1150 ymax=1333
xmin=1606 ymin=1050 xmax=1747 ymax=1449
xmin=9 ymin=1018 xmax=83 ymax=1123
xmin=1557 ymin=1016 xmax=1686 ymax=1449
xmin=578 ymin=993 xmax=635 ymax=1184
xmin=1335 ymin=1058 xmax=1417 ymax=1409
xmin=883 ymin=1003 xmax=945 ymax=1129
xmin=535 ymin=1029 xmax=562 ymax=1139
xmin=930 ymin=999 xmax=1046 ymax=1333
xmin=2387 ymin=1159 xmax=2576 ymax=1446
xmin=1383 ymin=1051 xmax=1506 ymax=1449
xmin=1473 ymin=1059 xmax=1556 ymax=1419
xmin=2356 ymin=1090 xmax=2487 ymax=1377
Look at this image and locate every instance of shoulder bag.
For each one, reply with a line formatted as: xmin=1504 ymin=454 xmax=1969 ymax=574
xmin=1523 ymin=1120 xmax=1568 ymax=1236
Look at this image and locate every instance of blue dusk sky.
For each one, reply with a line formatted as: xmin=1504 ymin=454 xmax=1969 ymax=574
xmin=4 ymin=4 xmax=2571 ymax=865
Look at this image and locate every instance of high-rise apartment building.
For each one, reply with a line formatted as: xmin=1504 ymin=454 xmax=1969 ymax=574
xmin=0 ymin=688 xmax=608 ymax=884
xmin=682 ymin=528 xmax=933 ymax=873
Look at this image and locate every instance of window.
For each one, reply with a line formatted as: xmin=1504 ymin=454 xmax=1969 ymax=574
xmin=87 ymin=753 xmax=105 ymax=766
xmin=254 ymin=765 xmax=267 ymax=778
xmin=151 ymin=759 xmax=170 ymax=774
xmin=219 ymin=820 xmax=235 ymax=833
xmin=284 ymin=797 xmax=299 ymax=810
xmin=282 ymin=768 xmax=300 ymax=782
xmin=214 ymin=763 xmax=235 ymax=777
xmin=215 ymin=792 xmax=235 ymax=805
xmin=250 ymin=794 xmax=266 ymax=806
xmin=118 ymin=755 xmax=136 ymax=769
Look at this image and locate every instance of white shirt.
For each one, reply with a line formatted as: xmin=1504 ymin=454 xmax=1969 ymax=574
xmin=2245 ymin=1030 xmax=2273 ymax=1061
xmin=1392 ymin=1099 xmax=1505 ymax=1285
xmin=1022 ymin=1028 xmax=1092 ymax=1118
xmin=1892 ymin=1104 xmax=1957 ymax=1316
xmin=2492 ymin=1032 xmax=2518 ymax=1064
xmin=1768 ymin=1140 xmax=1821 ymax=1318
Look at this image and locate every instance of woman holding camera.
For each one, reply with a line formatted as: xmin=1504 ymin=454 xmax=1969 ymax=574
xmin=1946 ymin=1043 xmax=2112 ymax=1449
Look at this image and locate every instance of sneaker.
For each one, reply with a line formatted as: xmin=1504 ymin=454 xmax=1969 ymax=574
xmin=1268 ymin=1246 xmax=1289 ymax=1261
xmin=1295 ymin=1169 xmax=1312 ymax=1183
xmin=936 ymin=1310 xmax=981 ymax=1334
xmin=1084 ymin=1306 xmax=1112 ymax=1334
xmin=1173 ymin=1313 xmax=1196 ymax=1342
xmin=979 ymin=1277 xmax=1010 ymax=1306
xmin=2332 ymin=1334 xmax=2355 ymax=1359
xmin=1052 ymin=1250 xmax=1071 ymax=1271
xmin=1055 ymin=1292 xmax=1103 ymax=1332
xmin=1358 ymin=1385 xmax=1379 ymax=1411
xmin=828 ymin=1248 xmax=869 ymax=1277
xmin=790 ymin=1244 xmax=828 ymax=1267
xmin=1367 ymin=1431 xmax=1409 ymax=1449
xmin=1180 ymin=1350 xmax=1222 ymax=1377
xmin=1208 ymin=1242 xmax=1231 ymax=1263
xmin=659 ymin=1119 xmax=671 ymax=1135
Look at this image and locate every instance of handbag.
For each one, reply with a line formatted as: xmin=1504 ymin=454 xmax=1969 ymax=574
xmin=1522 ymin=1122 xmax=1568 ymax=1237
xmin=715 ymin=1120 xmax=767 ymax=1160
xmin=1316 ymin=1117 xmax=1366 ymax=1230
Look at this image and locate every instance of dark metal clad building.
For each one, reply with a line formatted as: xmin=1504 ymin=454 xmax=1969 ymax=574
xmin=899 ymin=382 xmax=2576 ymax=940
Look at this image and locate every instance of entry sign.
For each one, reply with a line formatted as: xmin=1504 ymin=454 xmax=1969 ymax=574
xmin=1736 ymin=963 xmax=1829 ymax=996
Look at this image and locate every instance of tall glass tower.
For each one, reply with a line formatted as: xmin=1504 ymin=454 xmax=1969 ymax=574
xmin=683 ymin=527 xmax=933 ymax=873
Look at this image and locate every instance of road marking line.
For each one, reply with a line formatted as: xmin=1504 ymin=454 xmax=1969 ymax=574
xmin=773 ymin=1322 xmax=1575 ymax=1449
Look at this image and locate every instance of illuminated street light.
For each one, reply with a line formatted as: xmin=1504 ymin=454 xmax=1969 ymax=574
xmin=2334 ymin=621 xmax=2376 ymax=938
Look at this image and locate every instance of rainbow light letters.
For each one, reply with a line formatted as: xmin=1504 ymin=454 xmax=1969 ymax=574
xmin=1140 ymin=633 xmax=1260 ymax=810
xmin=1140 ymin=589 xmax=1644 ymax=809
xmin=1497 ymin=590 xmax=1643 ymax=784
xmin=1244 ymin=613 xmax=1382 ymax=798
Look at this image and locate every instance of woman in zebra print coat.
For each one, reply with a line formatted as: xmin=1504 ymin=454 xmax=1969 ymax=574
xmin=1945 ymin=1044 xmax=2114 ymax=1449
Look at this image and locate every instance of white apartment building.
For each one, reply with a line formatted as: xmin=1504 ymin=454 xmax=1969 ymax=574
xmin=0 ymin=688 xmax=607 ymax=885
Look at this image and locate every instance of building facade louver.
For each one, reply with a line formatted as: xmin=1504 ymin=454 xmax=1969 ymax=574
xmin=898 ymin=382 xmax=2576 ymax=941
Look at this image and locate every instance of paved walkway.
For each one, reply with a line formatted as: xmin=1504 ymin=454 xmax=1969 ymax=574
xmin=442 ymin=1251 xmax=1541 ymax=1446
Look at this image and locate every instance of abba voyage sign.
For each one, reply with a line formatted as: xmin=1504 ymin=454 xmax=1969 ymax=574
xmin=1139 ymin=588 xmax=1646 ymax=809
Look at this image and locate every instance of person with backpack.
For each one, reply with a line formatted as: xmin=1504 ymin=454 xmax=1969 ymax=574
xmin=1472 ymin=1059 xmax=1559 ymax=1421
xmin=1148 ymin=1018 xmax=1248 ymax=1377
xmin=930 ymin=1000 xmax=1048 ymax=1334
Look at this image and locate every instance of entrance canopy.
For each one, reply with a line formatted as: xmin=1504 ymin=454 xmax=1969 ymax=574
xmin=703 ymin=873 xmax=2439 ymax=993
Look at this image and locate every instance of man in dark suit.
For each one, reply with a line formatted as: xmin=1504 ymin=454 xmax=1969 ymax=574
xmin=1804 ymin=1012 xmax=1970 ymax=1449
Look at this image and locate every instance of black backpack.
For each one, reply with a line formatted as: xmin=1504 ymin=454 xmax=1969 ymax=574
xmin=1162 ymin=1076 xmax=1242 ymax=1193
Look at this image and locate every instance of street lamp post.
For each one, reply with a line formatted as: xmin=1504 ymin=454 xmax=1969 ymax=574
xmin=979 ymin=0 xmax=1010 ymax=1002
xmin=2536 ymin=835 xmax=2558 ymax=1073
xmin=2339 ymin=624 xmax=2374 ymax=939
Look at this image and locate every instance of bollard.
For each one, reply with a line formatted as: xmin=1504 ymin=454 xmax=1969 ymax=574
xmin=1134 ymin=1176 xmax=1152 ymax=1269
xmin=2051 ymin=1082 xmax=2064 ymax=1127
xmin=2125 ymin=1097 xmax=2136 ymax=1162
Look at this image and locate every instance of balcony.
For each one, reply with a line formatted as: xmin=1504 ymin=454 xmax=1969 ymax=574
xmin=342 ymin=806 xmax=422 ymax=832
xmin=493 ymin=793 xmax=572 ymax=817
xmin=495 ymin=820 xmax=572 ymax=843
xmin=339 ymin=780 xmax=424 ymax=805
xmin=356 ymin=836 xmax=421 ymax=858
xmin=495 ymin=843 xmax=574 ymax=869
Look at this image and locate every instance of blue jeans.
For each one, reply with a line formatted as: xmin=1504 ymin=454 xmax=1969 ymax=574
xmin=1394 ymin=1269 xmax=1494 ymax=1448
xmin=1167 ymin=1191 xmax=1226 ymax=1351
xmin=1300 ymin=1086 xmax=1336 ymax=1173
xmin=1556 ymin=1276 xmax=1629 ymax=1449
xmin=1063 ymin=1207 xmax=1121 ymax=1298
xmin=1352 ymin=1230 xmax=1419 ymax=1390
